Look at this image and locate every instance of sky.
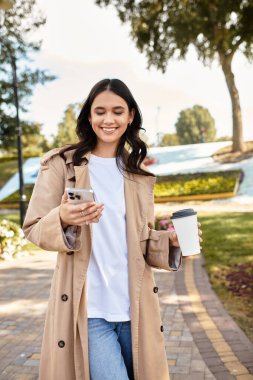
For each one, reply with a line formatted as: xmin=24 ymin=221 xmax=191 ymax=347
xmin=26 ymin=0 xmax=253 ymax=144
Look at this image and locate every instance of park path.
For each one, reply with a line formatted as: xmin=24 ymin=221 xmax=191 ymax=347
xmin=0 ymin=251 xmax=253 ymax=380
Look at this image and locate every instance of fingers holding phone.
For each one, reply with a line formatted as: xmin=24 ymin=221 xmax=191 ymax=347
xmin=78 ymin=202 xmax=104 ymax=225
xmin=60 ymin=188 xmax=104 ymax=227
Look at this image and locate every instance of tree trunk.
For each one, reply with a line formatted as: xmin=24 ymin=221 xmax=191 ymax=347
xmin=219 ymin=52 xmax=245 ymax=152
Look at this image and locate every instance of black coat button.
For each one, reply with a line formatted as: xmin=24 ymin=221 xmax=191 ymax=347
xmin=61 ymin=294 xmax=68 ymax=302
xmin=58 ymin=340 xmax=65 ymax=348
xmin=160 ymin=325 xmax=164 ymax=332
xmin=153 ymin=287 xmax=158 ymax=293
xmin=67 ymin=251 xmax=74 ymax=255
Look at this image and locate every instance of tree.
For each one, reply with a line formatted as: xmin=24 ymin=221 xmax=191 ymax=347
xmin=175 ymin=105 xmax=216 ymax=144
xmin=22 ymin=122 xmax=50 ymax=156
xmin=160 ymin=133 xmax=179 ymax=146
xmin=95 ymin=0 xmax=253 ymax=152
xmin=0 ymin=113 xmax=49 ymax=154
xmin=53 ymin=104 xmax=80 ymax=147
xmin=0 ymin=0 xmax=55 ymax=151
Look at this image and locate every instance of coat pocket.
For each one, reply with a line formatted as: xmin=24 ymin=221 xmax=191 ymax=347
xmin=146 ymin=230 xmax=182 ymax=271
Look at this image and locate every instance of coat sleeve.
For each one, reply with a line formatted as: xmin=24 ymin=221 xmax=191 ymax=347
xmin=144 ymin=185 xmax=182 ymax=271
xmin=22 ymin=154 xmax=81 ymax=252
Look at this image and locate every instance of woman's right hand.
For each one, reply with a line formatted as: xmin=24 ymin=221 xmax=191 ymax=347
xmin=59 ymin=191 xmax=104 ymax=228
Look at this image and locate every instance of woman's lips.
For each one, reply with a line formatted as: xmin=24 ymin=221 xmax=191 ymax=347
xmin=101 ymin=127 xmax=117 ymax=134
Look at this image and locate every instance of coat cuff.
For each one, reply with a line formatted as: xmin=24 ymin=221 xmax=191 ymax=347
xmin=38 ymin=206 xmax=81 ymax=252
xmin=63 ymin=225 xmax=81 ymax=251
xmin=146 ymin=229 xmax=182 ymax=271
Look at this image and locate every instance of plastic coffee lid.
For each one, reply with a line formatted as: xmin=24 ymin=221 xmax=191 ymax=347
xmin=171 ymin=208 xmax=197 ymax=219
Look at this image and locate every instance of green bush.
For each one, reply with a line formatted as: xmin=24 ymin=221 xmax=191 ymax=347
xmin=154 ymin=170 xmax=241 ymax=197
xmin=0 ymin=219 xmax=28 ymax=261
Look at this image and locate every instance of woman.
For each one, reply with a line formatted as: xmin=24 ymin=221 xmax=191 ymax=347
xmin=23 ymin=78 xmax=202 ymax=380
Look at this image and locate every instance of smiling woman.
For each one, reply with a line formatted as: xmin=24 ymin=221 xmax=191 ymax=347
xmin=22 ymin=78 xmax=190 ymax=380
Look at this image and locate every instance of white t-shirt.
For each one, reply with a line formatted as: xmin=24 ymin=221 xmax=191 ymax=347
xmin=87 ymin=154 xmax=130 ymax=321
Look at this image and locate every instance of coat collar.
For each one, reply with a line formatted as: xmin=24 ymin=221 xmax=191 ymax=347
xmin=65 ymin=148 xmax=156 ymax=189
xmin=65 ymin=149 xmax=91 ymax=165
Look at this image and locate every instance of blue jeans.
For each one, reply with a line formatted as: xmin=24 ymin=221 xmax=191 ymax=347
xmin=88 ymin=318 xmax=134 ymax=380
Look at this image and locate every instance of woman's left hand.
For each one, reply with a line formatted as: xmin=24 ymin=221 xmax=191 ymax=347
xmin=169 ymin=222 xmax=203 ymax=249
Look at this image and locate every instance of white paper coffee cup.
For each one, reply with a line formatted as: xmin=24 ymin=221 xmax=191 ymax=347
xmin=171 ymin=209 xmax=200 ymax=256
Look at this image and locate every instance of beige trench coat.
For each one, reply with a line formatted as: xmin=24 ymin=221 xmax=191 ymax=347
xmin=23 ymin=148 xmax=182 ymax=380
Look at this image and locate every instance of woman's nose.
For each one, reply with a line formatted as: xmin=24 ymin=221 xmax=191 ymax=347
xmin=104 ymin=112 xmax=114 ymax=124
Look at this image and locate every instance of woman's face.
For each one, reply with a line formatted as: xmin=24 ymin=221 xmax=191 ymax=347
xmin=89 ymin=90 xmax=134 ymax=151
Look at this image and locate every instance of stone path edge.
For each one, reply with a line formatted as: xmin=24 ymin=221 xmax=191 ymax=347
xmin=195 ymin=256 xmax=253 ymax=373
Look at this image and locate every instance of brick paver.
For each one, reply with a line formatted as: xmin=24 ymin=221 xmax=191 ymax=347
xmin=155 ymin=269 xmax=215 ymax=380
xmin=0 ymin=251 xmax=55 ymax=380
xmin=0 ymin=250 xmax=252 ymax=380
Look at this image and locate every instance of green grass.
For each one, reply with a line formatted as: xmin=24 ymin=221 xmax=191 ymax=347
xmin=199 ymin=212 xmax=253 ymax=342
xmin=0 ymin=159 xmax=18 ymax=188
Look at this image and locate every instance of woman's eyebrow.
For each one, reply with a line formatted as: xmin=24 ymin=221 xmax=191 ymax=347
xmin=94 ymin=105 xmax=125 ymax=110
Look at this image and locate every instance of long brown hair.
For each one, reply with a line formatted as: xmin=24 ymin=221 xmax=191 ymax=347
xmin=60 ymin=78 xmax=154 ymax=177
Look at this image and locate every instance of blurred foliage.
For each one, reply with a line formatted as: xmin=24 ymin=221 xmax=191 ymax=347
xmin=159 ymin=133 xmax=179 ymax=146
xmin=175 ymin=105 xmax=216 ymax=144
xmin=21 ymin=122 xmax=50 ymax=156
xmin=0 ymin=219 xmax=27 ymax=261
xmin=154 ymin=170 xmax=241 ymax=197
xmin=0 ymin=0 xmax=55 ymax=152
xmin=0 ymin=120 xmax=50 ymax=154
xmin=52 ymin=103 xmax=80 ymax=147
xmin=96 ymin=0 xmax=253 ymax=69
xmin=0 ymin=213 xmax=20 ymax=224
xmin=0 ymin=213 xmax=51 ymax=254
xmin=154 ymin=213 xmax=172 ymax=231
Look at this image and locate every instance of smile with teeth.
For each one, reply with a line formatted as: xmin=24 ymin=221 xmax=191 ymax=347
xmin=101 ymin=127 xmax=117 ymax=133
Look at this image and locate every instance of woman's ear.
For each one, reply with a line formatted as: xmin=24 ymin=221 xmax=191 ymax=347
xmin=129 ymin=109 xmax=135 ymax=124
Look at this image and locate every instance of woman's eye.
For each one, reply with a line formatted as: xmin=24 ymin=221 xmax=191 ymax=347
xmin=95 ymin=111 xmax=123 ymax=116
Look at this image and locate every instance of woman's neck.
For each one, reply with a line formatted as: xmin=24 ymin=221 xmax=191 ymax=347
xmin=91 ymin=143 xmax=117 ymax=158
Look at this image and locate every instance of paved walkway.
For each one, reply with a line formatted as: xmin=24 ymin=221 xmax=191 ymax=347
xmin=0 ymin=251 xmax=253 ymax=380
